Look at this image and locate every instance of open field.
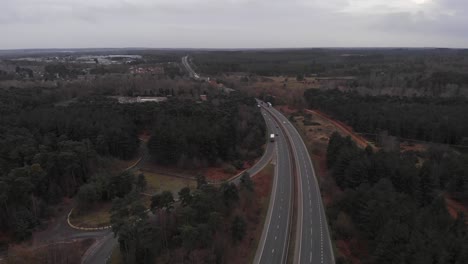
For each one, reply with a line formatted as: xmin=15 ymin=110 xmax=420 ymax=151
xmin=139 ymin=170 xmax=197 ymax=196
xmin=69 ymin=203 xmax=112 ymax=228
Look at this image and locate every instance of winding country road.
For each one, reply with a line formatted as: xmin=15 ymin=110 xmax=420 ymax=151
xmin=82 ymin=108 xmax=277 ymax=264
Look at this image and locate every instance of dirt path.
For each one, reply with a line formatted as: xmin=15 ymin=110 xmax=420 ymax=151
xmin=305 ymin=109 xmax=376 ymax=150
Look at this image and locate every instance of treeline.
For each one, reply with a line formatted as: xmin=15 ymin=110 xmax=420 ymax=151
xmin=192 ymin=49 xmax=468 ymax=76
xmin=192 ymin=50 xmax=334 ymax=76
xmin=0 ymin=69 xmax=14 ymax=81
xmin=148 ymin=94 xmax=266 ymax=167
xmin=0 ymin=89 xmax=139 ymax=241
xmin=327 ymin=133 xmax=468 ymax=263
xmin=111 ymin=173 xmax=255 ymax=263
xmin=0 ymin=87 xmax=265 ymax=242
xmin=192 ymin=49 xmax=468 ymax=97
xmin=44 ymin=64 xmax=87 ymax=80
xmin=76 ymin=171 xmax=147 ymax=211
xmin=304 ymin=89 xmax=468 ymax=145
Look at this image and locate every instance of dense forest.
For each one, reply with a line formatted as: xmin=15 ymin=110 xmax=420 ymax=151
xmin=148 ymin=95 xmax=265 ymax=167
xmin=326 ymin=133 xmax=468 ymax=264
xmin=304 ymin=89 xmax=468 ymax=146
xmin=110 ymin=173 xmax=255 ymax=263
xmin=192 ymin=49 xmax=468 ymax=97
xmin=0 ymin=88 xmax=139 ymax=242
xmin=0 ymin=87 xmax=264 ymax=243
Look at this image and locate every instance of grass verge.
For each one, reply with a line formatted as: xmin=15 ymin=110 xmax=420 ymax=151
xmin=69 ymin=203 xmax=112 ymax=228
xmin=108 ymin=245 xmax=124 ymax=264
xmin=246 ymin=163 xmax=274 ymax=263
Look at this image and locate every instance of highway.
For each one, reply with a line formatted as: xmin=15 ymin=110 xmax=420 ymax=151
xmin=254 ymin=107 xmax=293 ymax=264
xmin=180 ymin=56 xmax=332 ymax=263
xmin=265 ymin=106 xmax=335 ymax=264
xmin=86 ymin=55 xmax=333 ymax=264
xmin=182 ymin=56 xmax=200 ymax=79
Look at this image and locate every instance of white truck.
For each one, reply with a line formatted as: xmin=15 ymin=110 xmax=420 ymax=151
xmin=270 ymin=133 xmax=275 ymax=142
xmin=267 ymin=102 xmax=272 ymax=107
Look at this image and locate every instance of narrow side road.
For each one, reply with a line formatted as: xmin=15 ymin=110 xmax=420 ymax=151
xmin=83 ymin=108 xmax=276 ymax=264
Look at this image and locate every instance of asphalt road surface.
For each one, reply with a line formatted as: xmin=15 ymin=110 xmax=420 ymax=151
xmin=266 ymin=106 xmax=335 ymax=264
xmin=182 ymin=56 xmax=199 ymax=79
xmin=254 ymin=108 xmax=293 ymax=264
xmin=82 ymin=232 xmax=117 ymax=264
xmin=231 ymin=108 xmax=275 ymax=184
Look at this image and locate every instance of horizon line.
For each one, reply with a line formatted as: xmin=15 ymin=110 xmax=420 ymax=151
xmin=1 ymin=46 xmax=468 ymax=52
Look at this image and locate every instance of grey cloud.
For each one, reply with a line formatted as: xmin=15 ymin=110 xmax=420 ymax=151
xmin=0 ymin=0 xmax=467 ymax=49
xmin=372 ymin=11 xmax=468 ymax=36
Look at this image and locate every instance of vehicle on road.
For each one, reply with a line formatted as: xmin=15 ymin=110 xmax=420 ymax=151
xmin=270 ymin=133 xmax=275 ymax=142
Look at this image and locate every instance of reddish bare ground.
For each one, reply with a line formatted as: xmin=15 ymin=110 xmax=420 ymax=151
xmin=276 ymin=105 xmax=298 ymax=115
xmin=202 ymin=162 xmax=253 ymax=182
xmin=201 ymin=167 xmax=231 ymax=181
xmin=311 ymin=151 xmax=342 ymax=206
xmin=225 ymin=165 xmax=274 ymax=264
xmin=445 ymin=195 xmax=468 ymax=223
xmin=275 ymin=105 xmax=374 ymax=151
xmin=400 ymin=141 xmax=427 ymax=153
xmin=138 ymin=130 xmax=151 ymax=142
xmin=141 ymin=161 xmax=255 ymax=183
xmin=336 ymin=239 xmax=367 ymax=264
xmin=306 ymin=109 xmax=376 ymax=150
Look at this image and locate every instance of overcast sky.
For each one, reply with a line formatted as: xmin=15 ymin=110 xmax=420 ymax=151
xmin=1 ymin=0 xmax=467 ymax=49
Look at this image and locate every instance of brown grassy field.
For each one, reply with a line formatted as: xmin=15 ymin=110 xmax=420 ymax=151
xmin=140 ymin=170 xmax=197 ymax=196
xmin=69 ymin=203 xmax=112 ymax=228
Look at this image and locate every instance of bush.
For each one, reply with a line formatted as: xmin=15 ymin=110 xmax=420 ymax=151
xmin=303 ymin=120 xmax=321 ymax=126
xmin=223 ymin=164 xmax=237 ymax=175
xmin=77 ymin=183 xmax=98 ymax=210
xmin=231 ymin=216 xmax=246 ymax=243
xmin=232 ymin=160 xmax=244 ymax=170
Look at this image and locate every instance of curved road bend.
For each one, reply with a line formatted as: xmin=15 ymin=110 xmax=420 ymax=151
xmin=254 ymin=109 xmax=293 ymax=264
xmin=266 ymin=106 xmax=335 ymax=264
xmin=231 ymin=108 xmax=275 ymax=184
xmin=83 ymin=108 xmax=276 ymax=264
